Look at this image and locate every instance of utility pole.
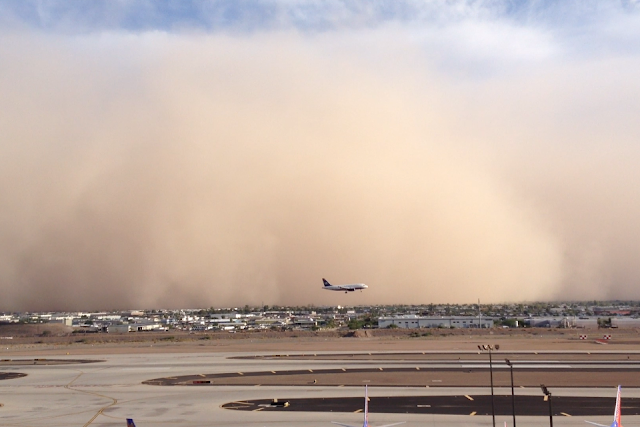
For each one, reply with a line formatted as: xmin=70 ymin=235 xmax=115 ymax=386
xmin=505 ymin=359 xmax=516 ymax=427
xmin=479 ymin=344 xmax=499 ymax=427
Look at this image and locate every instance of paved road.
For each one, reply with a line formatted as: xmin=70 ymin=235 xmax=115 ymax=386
xmin=0 ymin=372 xmax=27 ymax=380
xmin=0 ymin=358 xmax=101 ymax=366
xmin=144 ymin=364 xmax=640 ymax=387
xmin=222 ymin=394 xmax=637 ymax=416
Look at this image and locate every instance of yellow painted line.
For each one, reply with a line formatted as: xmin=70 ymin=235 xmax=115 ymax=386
xmin=253 ymin=407 xmax=265 ymax=412
xmin=470 ymin=412 xmax=476 ymax=416
xmin=561 ymin=413 xmax=571 ymax=417
xmin=465 ymin=395 xmax=474 ymax=401
xmin=354 ymin=409 xmax=363 ymax=413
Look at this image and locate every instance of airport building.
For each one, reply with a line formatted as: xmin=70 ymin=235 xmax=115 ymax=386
xmin=378 ymin=315 xmax=494 ymax=329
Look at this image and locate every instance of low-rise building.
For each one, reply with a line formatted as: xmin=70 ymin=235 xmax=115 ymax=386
xmin=378 ymin=316 xmax=493 ymax=329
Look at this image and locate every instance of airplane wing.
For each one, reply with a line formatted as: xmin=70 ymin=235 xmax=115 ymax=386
xmin=584 ymin=421 xmax=609 ymax=427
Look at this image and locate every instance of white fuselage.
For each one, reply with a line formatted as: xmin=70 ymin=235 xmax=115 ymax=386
xmin=323 ymin=284 xmax=367 ymax=291
xmin=322 ymin=278 xmax=368 ymax=292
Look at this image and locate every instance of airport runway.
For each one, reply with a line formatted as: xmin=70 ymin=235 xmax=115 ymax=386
xmin=222 ymin=394 xmax=640 ymax=416
xmin=1 ymin=350 xmax=640 ymax=427
xmin=0 ymin=358 xmax=102 ymax=366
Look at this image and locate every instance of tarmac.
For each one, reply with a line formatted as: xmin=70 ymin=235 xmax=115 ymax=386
xmin=1 ymin=350 xmax=640 ymax=427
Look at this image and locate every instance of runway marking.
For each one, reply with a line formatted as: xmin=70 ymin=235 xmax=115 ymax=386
xmin=253 ymin=407 xmax=265 ymax=411
xmin=342 ymin=368 xmax=347 ymax=371
xmin=237 ymin=372 xmax=244 ymax=375
xmin=417 ymin=405 xmax=431 ymax=408
xmin=271 ymin=371 xmax=276 ymax=374
xmin=354 ymin=409 xmax=363 ymax=413
xmin=470 ymin=412 xmax=476 ymax=416
xmin=432 ymin=380 xmax=442 ymax=382
xmin=465 ymin=395 xmax=474 ymax=401
xmin=561 ymin=412 xmax=571 ymax=417
xmin=64 ymin=371 xmax=119 ymax=427
xmin=309 ymin=369 xmax=314 ymax=372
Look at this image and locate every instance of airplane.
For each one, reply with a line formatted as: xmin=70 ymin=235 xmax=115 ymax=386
xmin=322 ymin=278 xmax=368 ymax=293
xmin=585 ymin=385 xmax=622 ymax=427
xmin=332 ymin=385 xmax=404 ymax=427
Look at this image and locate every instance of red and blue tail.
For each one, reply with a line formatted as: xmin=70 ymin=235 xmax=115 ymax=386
xmin=612 ymin=385 xmax=622 ymax=427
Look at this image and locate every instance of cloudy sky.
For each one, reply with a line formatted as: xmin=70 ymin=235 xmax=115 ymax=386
xmin=1 ymin=1 xmax=640 ymax=311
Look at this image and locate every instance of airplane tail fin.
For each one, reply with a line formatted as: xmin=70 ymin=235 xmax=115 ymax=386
xmin=323 ymin=278 xmax=331 ymax=287
xmin=126 ymin=419 xmax=136 ymax=427
xmin=614 ymin=385 xmax=622 ymax=427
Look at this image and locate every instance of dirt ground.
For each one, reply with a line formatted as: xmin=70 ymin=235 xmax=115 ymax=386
xmin=2 ymin=325 xmax=640 ymax=356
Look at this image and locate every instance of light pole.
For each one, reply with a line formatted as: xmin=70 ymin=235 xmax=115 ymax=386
xmin=505 ymin=359 xmax=516 ymax=427
xmin=479 ymin=344 xmax=499 ymax=427
xmin=541 ymin=384 xmax=553 ymax=427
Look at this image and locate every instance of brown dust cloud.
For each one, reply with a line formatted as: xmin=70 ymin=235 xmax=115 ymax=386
xmin=2 ymin=29 xmax=640 ymax=311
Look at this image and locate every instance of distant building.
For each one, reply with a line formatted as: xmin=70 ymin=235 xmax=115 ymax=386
xmin=378 ymin=316 xmax=493 ymax=329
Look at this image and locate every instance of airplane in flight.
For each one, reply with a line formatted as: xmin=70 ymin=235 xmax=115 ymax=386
xmin=585 ymin=385 xmax=622 ymax=427
xmin=332 ymin=385 xmax=404 ymax=427
xmin=322 ymin=278 xmax=368 ymax=293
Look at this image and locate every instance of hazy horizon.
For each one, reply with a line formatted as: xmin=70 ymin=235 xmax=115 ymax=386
xmin=2 ymin=1 xmax=640 ymax=311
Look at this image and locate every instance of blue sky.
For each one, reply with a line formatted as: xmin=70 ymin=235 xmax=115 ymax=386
xmin=2 ymin=0 xmax=639 ymax=34
xmin=2 ymin=1 xmax=640 ymax=310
